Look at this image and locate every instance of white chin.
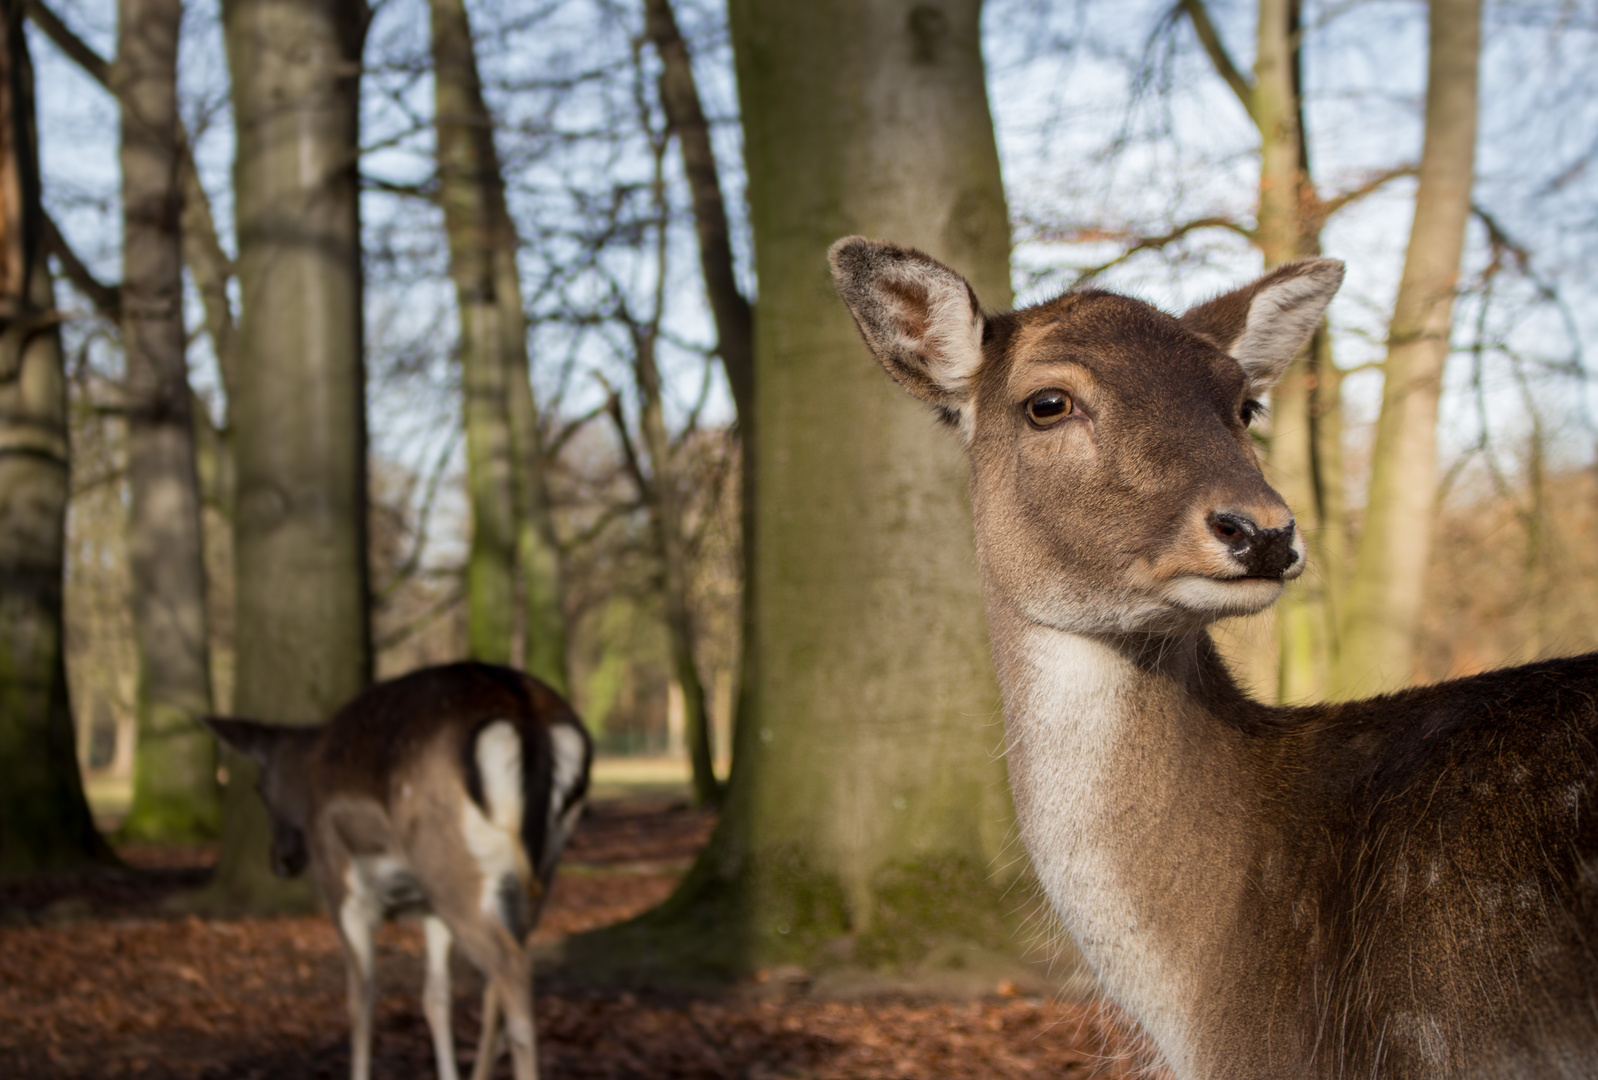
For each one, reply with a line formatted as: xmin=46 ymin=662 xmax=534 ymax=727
xmin=1162 ymin=575 xmax=1284 ymax=618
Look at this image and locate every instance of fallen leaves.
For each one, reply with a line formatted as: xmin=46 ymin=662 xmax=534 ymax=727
xmin=0 ymin=800 xmax=1156 ymax=1079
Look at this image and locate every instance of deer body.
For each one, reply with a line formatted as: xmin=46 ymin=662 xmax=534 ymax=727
xmin=832 ymin=238 xmax=1598 ymax=1079
xmin=208 ymin=662 xmax=591 ymax=1080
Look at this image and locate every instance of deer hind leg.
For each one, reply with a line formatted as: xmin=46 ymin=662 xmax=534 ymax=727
xmin=441 ymin=906 xmax=540 ymax=1080
xmin=337 ymin=871 xmax=382 ymax=1080
xmin=468 ymin=982 xmax=502 ymax=1080
xmin=490 ymin=939 xmax=538 ymax=1080
xmin=422 ymin=916 xmax=461 ymax=1080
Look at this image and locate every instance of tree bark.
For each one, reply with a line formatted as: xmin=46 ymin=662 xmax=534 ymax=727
xmin=116 ymin=0 xmax=221 ymax=842
xmin=207 ymin=0 xmax=370 ymax=909
xmin=1334 ymin=0 xmax=1480 ymax=698
xmin=431 ymin=0 xmax=516 ymax=665
xmin=0 ymin=0 xmax=111 ymax=875
xmin=574 ymin=0 xmax=1026 ymax=982
xmin=500 ymin=237 xmax=570 ymax=694
xmin=643 ymin=0 xmax=751 ymax=789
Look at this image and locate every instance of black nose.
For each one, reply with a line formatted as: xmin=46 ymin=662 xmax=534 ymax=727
xmin=1208 ymin=512 xmax=1299 ymax=577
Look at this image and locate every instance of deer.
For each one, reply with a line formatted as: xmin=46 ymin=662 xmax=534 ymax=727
xmin=831 ymin=237 xmax=1598 ymax=1080
xmin=205 ymin=661 xmax=591 ymax=1080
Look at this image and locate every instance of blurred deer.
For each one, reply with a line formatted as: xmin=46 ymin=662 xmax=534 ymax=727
xmin=832 ymin=238 xmax=1598 ymax=1079
xmin=207 ymin=662 xmax=591 ymax=1080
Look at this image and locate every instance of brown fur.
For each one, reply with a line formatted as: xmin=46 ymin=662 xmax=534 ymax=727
xmin=830 ymin=237 xmax=1598 ymax=1079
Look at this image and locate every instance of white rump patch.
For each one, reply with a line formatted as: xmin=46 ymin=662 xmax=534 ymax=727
xmin=543 ymin=724 xmax=589 ymax=876
xmin=462 ymin=720 xmax=529 ymax=917
xmin=475 ymin=720 xmax=524 ymax=833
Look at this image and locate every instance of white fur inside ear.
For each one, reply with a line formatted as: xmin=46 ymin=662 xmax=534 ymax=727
xmin=922 ymin=274 xmax=984 ymax=394
xmin=1231 ymin=271 xmax=1339 ymax=392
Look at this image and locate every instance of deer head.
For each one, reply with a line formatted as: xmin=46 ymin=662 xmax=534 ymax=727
xmin=830 ymin=238 xmax=1342 ymax=637
xmin=204 ymin=717 xmax=316 ymax=878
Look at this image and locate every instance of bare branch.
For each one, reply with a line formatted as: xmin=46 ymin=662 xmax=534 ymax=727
xmin=643 ymin=0 xmax=753 ymax=424
xmin=24 ymin=0 xmax=110 ymax=88
xmin=40 ymin=212 xmax=120 ymax=321
xmin=1177 ymin=0 xmax=1254 ymax=116
xmin=1029 ymin=215 xmax=1253 ymax=287
xmin=28 ymin=0 xmax=239 ymax=402
xmin=1313 ymin=164 xmax=1417 ymax=222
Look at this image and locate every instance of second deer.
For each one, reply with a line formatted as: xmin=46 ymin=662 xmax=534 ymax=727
xmin=207 ymin=661 xmax=591 ymax=1080
xmin=832 ymin=238 xmax=1598 ymax=1079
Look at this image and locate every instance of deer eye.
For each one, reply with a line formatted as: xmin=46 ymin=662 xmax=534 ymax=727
xmin=1240 ymin=399 xmax=1264 ymax=426
xmin=1026 ymin=389 xmax=1074 ymax=427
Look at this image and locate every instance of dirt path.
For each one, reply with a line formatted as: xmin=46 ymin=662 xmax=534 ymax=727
xmin=0 ymin=801 xmax=1150 ymax=1079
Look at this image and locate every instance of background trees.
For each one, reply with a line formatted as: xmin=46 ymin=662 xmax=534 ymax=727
xmin=0 ymin=0 xmax=108 ymax=874
xmin=7 ymin=0 xmax=1598 ymax=982
xmin=117 ymin=0 xmax=220 ymax=842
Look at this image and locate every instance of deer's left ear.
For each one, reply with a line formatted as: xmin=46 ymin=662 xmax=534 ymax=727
xmin=202 ymin=716 xmax=284 ymax=766
xmin=829 ymin=236 xmax=987 ymax=433
xmin=1180 ymin=259 xmax=1344 ymax=395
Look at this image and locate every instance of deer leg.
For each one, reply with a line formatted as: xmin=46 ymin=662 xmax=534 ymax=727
xmin=337 ymin=886 xmax=381 ymax=1080
xmin=422 ymin=916 xmax=461 ymax=1080
xmin=493 ymin=946 xmax=538 ymax=1080
xmin=469 ymin=982 xmax=501 ymax=1080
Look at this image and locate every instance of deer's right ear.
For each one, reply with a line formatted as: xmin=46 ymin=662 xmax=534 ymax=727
xmin=829 ymin=236 xmax=987 ymax=431
xmin=202 ymin=716 xmax=281 ymax=765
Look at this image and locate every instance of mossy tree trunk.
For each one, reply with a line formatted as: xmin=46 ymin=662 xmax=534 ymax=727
xmin=433 ymin=0 xmax=568 ymax=684
xmin=432 ymin=0 xmax=516 ymax=665
xmin=1333 ymin=0 xmax=1480 ymax=697
xmin=0 ymin=0 xmax=111 ymax=875
xmin=574 ymin=0 xmax=1021 ymax=982
xmin=117 ymin=0 xmax=222 ymax=843
xmin=207 ymin=0 xmax=370 ymax=910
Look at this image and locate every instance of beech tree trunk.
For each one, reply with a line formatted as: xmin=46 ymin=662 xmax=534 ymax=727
xmin=432 ymin=0 xmax=516 ymax=665
xmin=0 ymin=0 xmax=109 ymax=875
xmin=574 ymin=0 xmax=1026 ymax=983
xmin=207 ymin=0 xmax=370 ymax=910
xmin=1334 ymin=0 xmax=1480 ymax=697
xmin=117 ymin=0 xmax=221 ymax=842
xmin=432 ymin=0 xmax=568 ymax=687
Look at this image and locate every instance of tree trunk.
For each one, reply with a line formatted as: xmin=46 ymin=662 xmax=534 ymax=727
xmin=643 ymin=0 xmax=752 ymax=785
xmin=574 ymin=0 xmax=1026 ymax=983
xmin=207 ymin=0 xmax=370 ymax=910
xmin=116 ymin=0 xmax=221 ymax=843
xmin=1333 ymin=0 xmax=1479 ymax=698
xmin=432 ymin=0 xmax=516 ymax=665
xmin=502 ymin=246 xmax=569 ymax=695
xmin=0 ymin=0 xmax=110 ymax=875
xmin=432 ymin=0 xmax=568 ymax=686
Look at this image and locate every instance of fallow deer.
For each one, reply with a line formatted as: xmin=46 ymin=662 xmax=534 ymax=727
xmin=831 ymin=237 xmax=1598 ymax=1079
xmin=206 ymin=662 xmax=591 ymax=1080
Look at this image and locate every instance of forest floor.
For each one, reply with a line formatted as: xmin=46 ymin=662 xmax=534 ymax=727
xmin=0 ymin=798 xmax=1156 ymax=1079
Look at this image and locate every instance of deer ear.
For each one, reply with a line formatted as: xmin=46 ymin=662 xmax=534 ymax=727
xmin=202 ymin=716 xmax=284 ymax=766
xmin=1180 ymin=259 xmax=1344 ymax=394
xmin=829 ymin=236 xmax=987 ymax=430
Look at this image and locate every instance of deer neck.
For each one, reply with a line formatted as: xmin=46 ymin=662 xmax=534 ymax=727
xmin=987 ymin=604 xmax=1262 ymax=1076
